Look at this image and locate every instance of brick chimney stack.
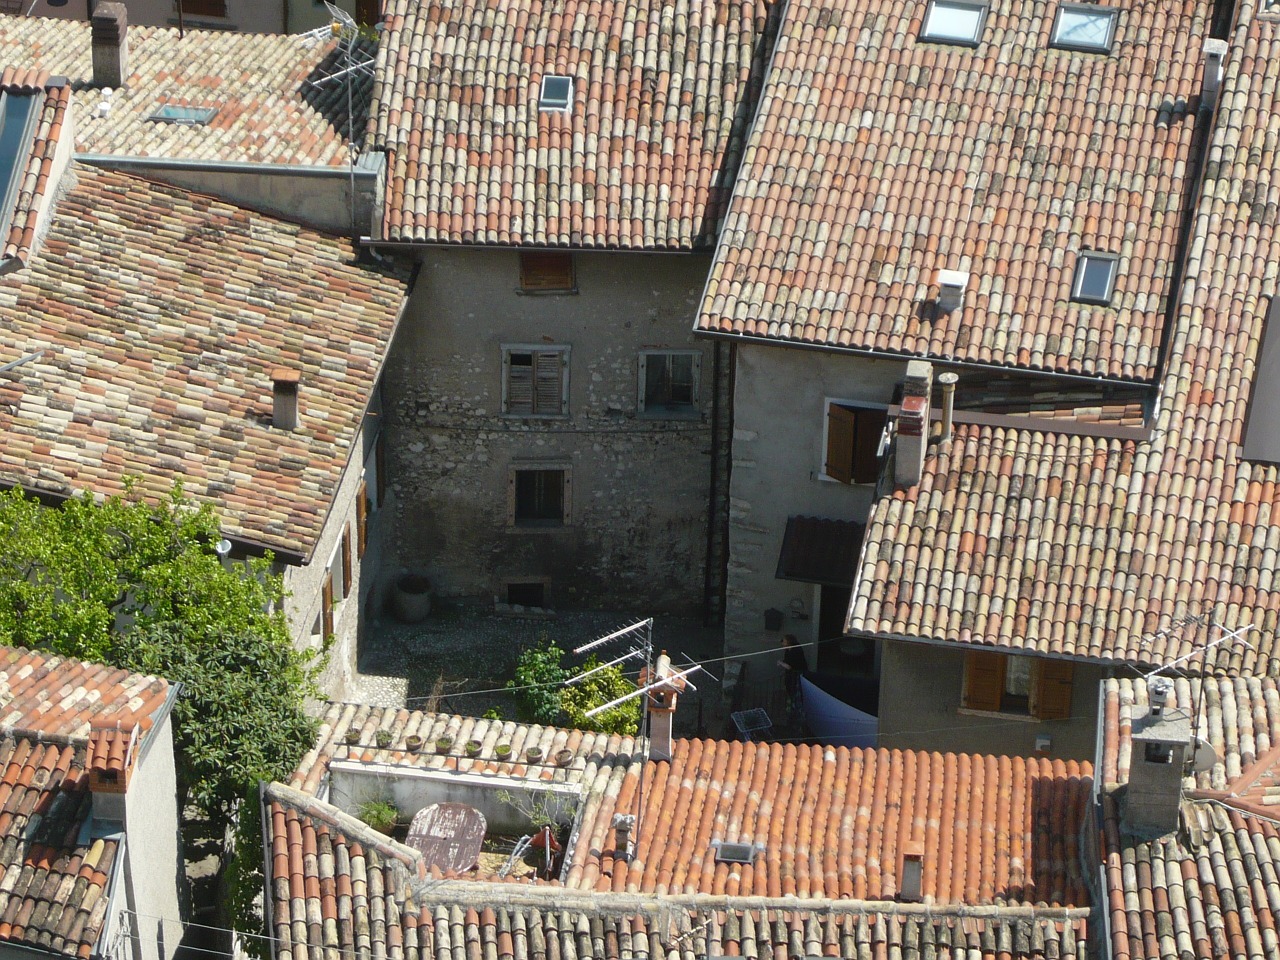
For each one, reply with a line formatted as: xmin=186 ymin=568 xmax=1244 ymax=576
xmin=91 ymin=3 xmax=129 ymax=89
xmin=894 ymin=360 xmax=933 ymax=489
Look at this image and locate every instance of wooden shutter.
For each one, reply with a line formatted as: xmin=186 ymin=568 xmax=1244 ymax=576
xmin=341 ymin=524 xmax=353 ymax=598
xmin=962 ymin=651 xmax=1005 ymax=712
xmin=826 ymin=404 xmax=856 ymax=484
xmin=520 ymin=252 xmax=574 ymax=291
xmin=1031 ymin=659 xmax=1075 ymax=720
xmin=534 ymin=351 xmax=564 ymax=414
xmin=356 ymin=481 xmax=368 ymax=559
xmin=321 ymin=576 xmax=334 ymax=639
xmin=852 ymin=408 xmax=889 ymax=484
xmin=507 ymin=352 xmax=534 ymax=413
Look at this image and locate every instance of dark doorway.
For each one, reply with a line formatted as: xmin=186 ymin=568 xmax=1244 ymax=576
xmin=817 ymin=584 xmax=876 ymax=676
xmin=506 ymin=582 xmax=546 ymax=607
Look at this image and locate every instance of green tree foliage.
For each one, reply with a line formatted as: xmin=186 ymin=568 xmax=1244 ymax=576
xmin=510 ymin=638 xmax=640 ymax=735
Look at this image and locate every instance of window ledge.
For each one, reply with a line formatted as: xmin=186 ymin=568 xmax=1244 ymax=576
xmin=957 ymin=707 xmax=1040 ymax=723
xmin=500 ymin=413 xmax=571 ymax=420
xmin=515 ymin=288 xmax=579 ymax=296
xmin=637 ymin=409 xmax=703 ymax=421
xmin=509 ymin=521 xmax=569 ymax=531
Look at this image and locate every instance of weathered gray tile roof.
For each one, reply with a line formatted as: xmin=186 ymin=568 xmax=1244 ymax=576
xmin=697 ymin=0 xmax=1209 ymax=380
xmin=367 ymin=0 xmax=779 ymax=249
xmin=0 ymin=164 xmax=411 ymax=558
xmin=0 ymin=14 xmax=370 ymax=165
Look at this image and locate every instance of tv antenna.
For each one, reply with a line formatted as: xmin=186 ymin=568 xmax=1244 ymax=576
xmin=568 ymin=619 xmax=703 ymax=862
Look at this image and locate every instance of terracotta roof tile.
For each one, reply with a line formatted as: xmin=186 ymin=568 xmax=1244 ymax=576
xmin=368 ymin=0 xmax=779 ymax=249
xmin=0 ymin=14 xmax=370 ymax=166
xmin=0 ymin=164 xmax=411 ymax=557
xmin=698 ymin=0 xmax=1208 ymax=379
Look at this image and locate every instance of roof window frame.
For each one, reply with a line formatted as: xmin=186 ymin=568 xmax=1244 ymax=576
xmin=919 ymin=0 xmax=990 ymax=47
xmin=1049 ymin=3 xmax=1120 ymax=54
xmin=0 ymin=91 xmax=40 ymax=243
xmin=147 ymin=104 xmax=219 ymax=126
xmin=1070 ymin=250 xmax=1119 ymax=306
xmin=538 ymin=75 xmax=574 ymax=113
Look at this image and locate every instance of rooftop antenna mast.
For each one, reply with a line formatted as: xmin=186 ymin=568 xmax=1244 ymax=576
xmin=569 ymin=619 xmax=703 ymax=862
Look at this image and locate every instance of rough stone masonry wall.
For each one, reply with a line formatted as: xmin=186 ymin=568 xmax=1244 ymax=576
xmin=381 ymin=248 xmax=717 ymax=614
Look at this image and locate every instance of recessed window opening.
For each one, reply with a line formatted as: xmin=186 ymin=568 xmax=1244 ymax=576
xmin=1002 ymin=654 xmax=1031 ymax=714
xmin=514 ymin=469 xmax=565 ymax=525
xmin=639 ymin=351 xmax=700 ymax=415
xmin=539 ymin=75 xmax=573 ymax=112
xmin=1050 ymin=4 xmax=1119 ymax=53
xmin=919 ymin=0 xmax=988 ymax=45
xmin=148 ymin=104 xmax=219 ymax=125
xmin=1071 ymin=251 xmax=1119 ymax=305
xmin=506 ymin=582 xmax=546 ymax=607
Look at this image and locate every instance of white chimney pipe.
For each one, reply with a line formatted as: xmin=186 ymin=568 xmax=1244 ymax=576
xmin=937 ymin=372 xmax=958 ymax=442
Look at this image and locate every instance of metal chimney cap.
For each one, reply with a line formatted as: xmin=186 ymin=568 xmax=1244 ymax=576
xmin=937 ymin=372 xmax=959 ymax=386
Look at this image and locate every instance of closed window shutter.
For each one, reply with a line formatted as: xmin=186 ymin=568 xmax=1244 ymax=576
xmin=1031 ymin=659 xmax=1075 ymax=720
xmin=534 ymin=351 xmax=564 ymax=413
xmin=322 ymin=576 xmax=334 ymax=639
xmin=341 ymin=524 xmax=353 ymax=598
xmin=826 ymin=404 xmax=856 ymax=484
xmin=507 ymin=353 xmax=534 ymax=413
xmin=520 ymin=252 xmax=574 ymax=291
xmin=963 ymin=651 xmax=1005 ymax=712
xmin=356 ymin=481 xmax=368 ymax=559
xmin=852 ymin=409 xmax=888 ymax=484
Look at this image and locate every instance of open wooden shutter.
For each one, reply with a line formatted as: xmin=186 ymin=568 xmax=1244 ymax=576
xmin=1031 ymin=659 xmax=1075 ymax=720
xmin=507 ymin=352 xmax=534 ymax=413
xmin=520 ymin=252 xmax=574 ymax=291
xmin=852 ymin=409 xmax=889 ymax=484
xmin=533 ymin=351 xmax=564 ymax=414
xmin=962 ymin=650 xmax=1005 ymax=712
xmin=321 ymin=576 xmax=334 ymax=639
xmin=341 ymin=524 xmax=353 ymax=598
xmin=356 ymin=481 xmax=368 ymax=559
xmin=826 ymin=404 xmax=856 ymax=484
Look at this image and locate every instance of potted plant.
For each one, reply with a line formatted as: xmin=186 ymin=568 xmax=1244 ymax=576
xmin=495 ymin=742 xmax=512 ymax=759
xmin=405 ymin=735 xmax=423 ymax=752
xmin=357 ymin=798 xmax=399 ymax=835
xmin=525 ymin=746 xmax=544 ymax=763
xmin=554 ymin=748 xmax=573 ymax=767
xmin=390 ymin=571 xmax=433 ymax=623
xmin=375 ymin=729 xmax=393 ymax=749
xmin=465 ymin=739 xmax=482 ymax=757
xmin=436 ymin=735 xmax=455 ymax=754
xmin=343 ymin=729 xmax=361 ymax=745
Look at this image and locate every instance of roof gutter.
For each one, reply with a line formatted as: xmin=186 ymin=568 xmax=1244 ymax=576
xmin=76 ymin=154 xmax=375 ymax=180
xmin=844 ymin=626 xmax=1142 ymax=672
xmin=357 ymin=235 xmax=711 ymax=255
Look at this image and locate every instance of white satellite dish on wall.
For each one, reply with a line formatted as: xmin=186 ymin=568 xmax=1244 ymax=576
xmin=1190 ymin=736 xmax=1219 ymax=773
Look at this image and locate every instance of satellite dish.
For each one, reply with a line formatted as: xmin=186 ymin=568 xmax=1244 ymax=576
xmin=1190 ymin=736 xmax=1219 ymax=773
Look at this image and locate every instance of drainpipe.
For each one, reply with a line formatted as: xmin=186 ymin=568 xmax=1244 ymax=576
xmin=703 ymin=340 xmax=724 ymax=626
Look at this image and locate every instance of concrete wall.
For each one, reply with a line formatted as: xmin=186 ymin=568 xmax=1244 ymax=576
xmin=380 ymin=248 xmax=718 ymax=614
xmin=725 ymin=344 xmax=908 ymax=656
xmin=120 ymin=711 xmax=184 ymax=960
xmin=25 ymin=0 xmax=284 ymax=33
xmin=876 ymin=640 xmax=1108 ymax=760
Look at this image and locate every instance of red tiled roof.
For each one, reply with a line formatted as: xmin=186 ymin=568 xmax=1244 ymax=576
xmin=0 ymin=15 xmax=371 ymax=166
xmin=0 ymin=165 xmax=411 ymax=558
xmin=1 ymin=74 xmax=67 ymax=269
xmin=368 ymin=0 xmax=779 ymax=249
xmin=697 ymin=0 xmax=1209 ymax=380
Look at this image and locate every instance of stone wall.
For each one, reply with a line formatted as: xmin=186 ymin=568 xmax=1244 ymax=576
xmin=380 ymin=247 xmax=719 ymax=614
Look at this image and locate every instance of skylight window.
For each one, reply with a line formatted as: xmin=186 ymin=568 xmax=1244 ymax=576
xmin=0 ymin=92 xmax=38 ymax=232
xmin=919 ymin=0 xmax=989 ymax=46
xmin=538 ymin=75 xmax=573 ymax=112
xmin=1071 ymin=251 xmax=1119 ymax=305
xmin=1050 ymin=4 xmax=1119 ymax=53
xmin=147 ymin=104 xmax=218 ymax=125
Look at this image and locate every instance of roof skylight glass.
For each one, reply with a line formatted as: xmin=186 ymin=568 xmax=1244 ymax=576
xmin=1071 ymin=251 xmax=1119 ymax=305
xmin=538 ymin=76 xmax=573 ymax=112
xmin=148 ymin=104 xmax=219 ymax=125
xmin=1050 ymin=4 xmax=1119 ymax=53
xmin=919 ymin=0 xmax=988 ymax=45
xmin=0 ymin=92 xmax=38 ymax=230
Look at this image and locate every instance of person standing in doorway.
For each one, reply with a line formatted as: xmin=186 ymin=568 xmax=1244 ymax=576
xmin=778 ymin=633 xmax=808 ymax=709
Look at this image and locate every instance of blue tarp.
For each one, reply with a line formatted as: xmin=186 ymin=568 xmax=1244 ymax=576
xmin=800 ymin=672 xmax=879 ymax=749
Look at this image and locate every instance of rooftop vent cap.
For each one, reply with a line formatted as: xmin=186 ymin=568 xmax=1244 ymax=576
xmin=539 ymin=75 xmax=573 ymax=112
xmin=1202 ymin=39 xmax=1228 ymax=110
xmin=713 ymin=840 xmax=763 ymax=864
xmin=899 ymin=841 xmax=925 ymax=902
xmin=1149 ymin=676 xmax=1172 ymax=716
xmin=935 ymin=270 xmax=969 ymax=312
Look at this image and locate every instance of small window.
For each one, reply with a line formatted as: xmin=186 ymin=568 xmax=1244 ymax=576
xmin=539 ymin=75 xmax=574 ymax=112
xmin=1071 ymin=251 xmax=1119 ymax=305
xmin=503 ymin=346 xmax=569 ymax=416
xmin=639 ymin=351 xmax=700 ymax=415
xmin=824 ymin=403 xmax=889 ymax=484
xmin=148 ymin=104 xmax=219 ymax=125
xmin=511 ymin=468 xmax=570 ymax=526
xmin=1050 ymin=4 xmax=1119 ymax=53
xmin=177 ymin=0 xmax=227 ymax=16
xmin=919 ymin=0 xmax=988 ymax=45
xmin=962 ymin=651 xmax=1075 ymax=719
xmin=519 ymin=251 xmax=575 ymax=292
xmin=506 ymin=582 xmax=546 ymax=606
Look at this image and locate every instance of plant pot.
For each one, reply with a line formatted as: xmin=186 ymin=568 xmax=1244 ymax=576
xmin=554 ymin=749 xmax=573 ymax=767
xmin=390 ymin=572 xmax=433 ymax=623
xmin=495 ymin=743 xmax=512 ymax=759
xmin=525 ymin=747 xmax=544 ymax=763
xmin=465 ymin=740 xmax=482 ymax=758
xmin=375 ymin=730 xmax=393 ymax=749
xmin=343 ymin=729 xmax=360 ymax=745
xmin=436 ymin=737 xmax=454 ymax=754
xmin=405 ymin=735 xmax=423 ymax=752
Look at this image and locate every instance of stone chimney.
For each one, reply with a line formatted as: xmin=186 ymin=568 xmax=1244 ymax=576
xmin=271 ymin=368 xmax=300 ymax=430
xmin=1124 ymin=679 xmax=1191 ymax=836
xmin=894 ymin=360 xmax=933 ymax=489
xmin=91 ymin=3 xmax=129 ymax=90
xmin=638 ymin=652 xmax=687 ymax=762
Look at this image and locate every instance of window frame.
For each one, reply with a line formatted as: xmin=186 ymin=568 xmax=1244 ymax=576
xmin=1070 ymin=250 xmax=1119 ymax=306
xmin=918 ymin=0 xmax=989 ymax=46
xmin=509 ymin=463 xmax=572 ymax=528
xmin=538 ymin=75 xmax=574 ymax=112
xmin=147 ymin=104 xmax=219 ymax=125
xmin=1049 ymin=3 xmax=1119 ymax=54
xmin=820 ymin=399 xmax=890 ymax=485
xmin=961 ymin=651 xmax=1075 ymax=720
xmin=501 ymin=344 xmax=570 ymax=417
xmin=637 ymin=350 xmax=702 ymax=417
